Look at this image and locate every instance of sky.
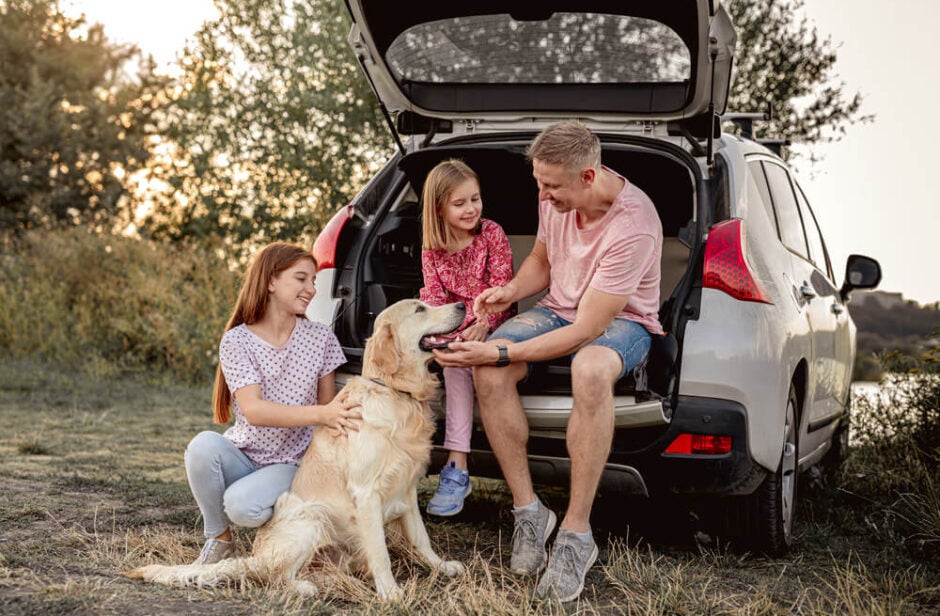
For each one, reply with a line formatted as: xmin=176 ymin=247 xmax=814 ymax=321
xmin=65 ymin=0 xmax=940 ymax=305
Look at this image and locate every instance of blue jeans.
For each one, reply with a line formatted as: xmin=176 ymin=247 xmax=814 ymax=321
xmin=184 ymin=431 xmax=297 ymax=538
xmin=489 ymin=305 xmax=652 ymax=379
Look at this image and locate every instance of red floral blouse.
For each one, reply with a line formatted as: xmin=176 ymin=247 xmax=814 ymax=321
xmin=419 ymin=218 xmax=515 ymax=332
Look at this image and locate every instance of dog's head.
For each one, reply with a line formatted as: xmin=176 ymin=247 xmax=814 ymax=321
xmin=361 ymin=300 xmax=466 ymax=400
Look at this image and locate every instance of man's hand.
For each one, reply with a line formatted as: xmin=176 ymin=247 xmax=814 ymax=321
xmin=474 ymin=284 xmax=516 ymax=320
xmin=432 ymin=340 xmax=500 ymax=368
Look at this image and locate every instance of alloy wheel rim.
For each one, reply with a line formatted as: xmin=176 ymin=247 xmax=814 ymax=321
xmin=781 ymin=397 xmax=797 ymax=539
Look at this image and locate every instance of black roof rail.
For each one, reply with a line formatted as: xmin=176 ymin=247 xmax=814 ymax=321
xmin=722 ymin=111 xmax=770 ymax=140
xmin=756 ymin=138 xmax=791 ymax=157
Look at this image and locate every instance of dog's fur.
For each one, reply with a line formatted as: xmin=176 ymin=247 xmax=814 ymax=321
xmin=126 ymin=299 xmax=467 ymax=600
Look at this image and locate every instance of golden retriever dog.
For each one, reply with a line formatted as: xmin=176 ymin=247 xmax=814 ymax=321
xmin=127 ymin=299 xmax=467 ymax=600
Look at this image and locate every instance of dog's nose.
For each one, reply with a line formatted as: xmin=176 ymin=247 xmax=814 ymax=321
xmin=455 ymin=302 xmax=466 ymax=312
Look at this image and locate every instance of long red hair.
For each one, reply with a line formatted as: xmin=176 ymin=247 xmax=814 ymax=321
xmin=212 ymin=242 xmax=316 ymax=424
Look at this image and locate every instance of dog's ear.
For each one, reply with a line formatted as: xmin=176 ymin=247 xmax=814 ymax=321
xmin=366 ymin=320 xmax=400 ymax=377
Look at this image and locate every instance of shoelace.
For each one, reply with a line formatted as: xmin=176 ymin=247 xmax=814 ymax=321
xmin=511 ymin=516 xmax=539 ymax=554
xmin=198 ymin=539 xmax=228 ymax=563
xmin=545 ymin=539 xmax=581 ymax=581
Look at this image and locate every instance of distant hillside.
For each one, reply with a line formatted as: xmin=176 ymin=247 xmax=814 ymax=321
xmin=848 ymin=291 xmax=940 ymax=379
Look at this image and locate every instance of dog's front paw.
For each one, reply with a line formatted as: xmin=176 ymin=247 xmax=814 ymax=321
xmin=376 ymin=580 xmax=403 ymax=602
xmin=292 ymin=580 xmax=318 ymax=596
xmin=438 ymin=560 xmax=465 ymax=577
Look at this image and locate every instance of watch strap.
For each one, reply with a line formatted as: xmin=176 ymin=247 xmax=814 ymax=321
xmin=495 ymin=343 xmax=510 ymax=367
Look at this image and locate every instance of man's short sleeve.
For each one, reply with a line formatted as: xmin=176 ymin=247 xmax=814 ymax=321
xmin=590 ymin=234 xmax=656 ymax=297
xmin=218 ymin=330 xmax=261 ymax=394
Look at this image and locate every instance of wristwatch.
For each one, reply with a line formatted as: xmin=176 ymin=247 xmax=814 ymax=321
xmin=495 ymin=344 xmax=510 ymax=367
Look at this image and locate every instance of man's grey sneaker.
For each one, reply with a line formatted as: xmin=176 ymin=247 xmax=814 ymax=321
xmin=509 ymin=501 xmax=557 ymax=574
xmin=536 ymin=529 xmax=599 ymax=602
xmin=427 ymin=462 xmax=472 ymax=517
xmin=194 ymin=537 xmax=234 ymax=565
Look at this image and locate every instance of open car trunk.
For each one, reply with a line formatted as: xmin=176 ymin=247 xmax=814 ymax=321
xmin=335 ymin=137 xmax=701 ymax=439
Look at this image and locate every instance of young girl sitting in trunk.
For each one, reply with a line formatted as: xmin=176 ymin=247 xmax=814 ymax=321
xmin=419 ymin=159 xmax=515 ymax=516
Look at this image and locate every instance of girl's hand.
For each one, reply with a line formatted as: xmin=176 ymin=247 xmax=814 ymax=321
xmin=460 ymin=321 xmax=490 ymax=342
xmin=317 ymin=390 xmax=362 ymax=437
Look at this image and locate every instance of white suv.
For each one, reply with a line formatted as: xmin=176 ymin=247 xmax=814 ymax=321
xmin=306 ymin=0 xmax=881 ymax=554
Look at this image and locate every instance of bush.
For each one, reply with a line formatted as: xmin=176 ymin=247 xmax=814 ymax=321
xmin=0 ymin=229 xmax=240 ymax=383
xmin=844 ymin=348 xmax=940 ymax=559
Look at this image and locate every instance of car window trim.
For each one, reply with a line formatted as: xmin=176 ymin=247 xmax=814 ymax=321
xmin=747 ymin=155 xmax=823 ymax=270
xmin=792 ymin=181 xmax=836 ymax=283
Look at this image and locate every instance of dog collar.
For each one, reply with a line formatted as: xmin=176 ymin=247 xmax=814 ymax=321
xmin=369 ymin=377 xmax=410 ymax=395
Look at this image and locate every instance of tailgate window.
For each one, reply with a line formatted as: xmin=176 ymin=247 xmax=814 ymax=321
xmin=386 ymin=13 xmax=691 ymax=85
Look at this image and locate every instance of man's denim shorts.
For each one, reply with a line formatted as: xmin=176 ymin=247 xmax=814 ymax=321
xmin=488 ymin=305 xmax=652 ymax=379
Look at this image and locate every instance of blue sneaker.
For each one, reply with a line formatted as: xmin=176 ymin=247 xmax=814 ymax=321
xmin=427 ymin=462 xmax=471 ymax=517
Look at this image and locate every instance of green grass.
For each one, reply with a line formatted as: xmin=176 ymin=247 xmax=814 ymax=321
xmin=0 ymin=359 xmax=938 ymax=615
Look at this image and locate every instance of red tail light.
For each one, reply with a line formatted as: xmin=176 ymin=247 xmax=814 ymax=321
xmin=664 ymin=433 xmax=733 ymax=455
xmin=703 ymin=219 xmax=771 ymax=304
xmin=312 ymin=205 xmax=353 ymax=271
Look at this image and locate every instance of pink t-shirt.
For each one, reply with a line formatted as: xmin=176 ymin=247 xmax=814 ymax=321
xmin=536 ymin=169 xmax=663 ymax=335
xmin=218 ymin=317 xmax=346 ymax=467
xmin=420 ymin=218 xmax=515 ymax=332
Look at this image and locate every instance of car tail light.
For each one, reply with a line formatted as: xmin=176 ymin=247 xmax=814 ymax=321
xmin=702 ymin=219 xmax=772 ymax=304
xmin=664 ymin=433 xmax=733 ymax=455
xmin=312 ymin=205 xmax=353 ymax=271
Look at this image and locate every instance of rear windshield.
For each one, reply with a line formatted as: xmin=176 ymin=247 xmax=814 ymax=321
xmin=385 ymin=12 xmax=691 ymax=85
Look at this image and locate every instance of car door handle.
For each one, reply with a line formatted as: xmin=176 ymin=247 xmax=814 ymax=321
xmin=799 ymin=284 xmax=816 ymax=301
xmin=831 ymin=303 xmax=844 ymax=315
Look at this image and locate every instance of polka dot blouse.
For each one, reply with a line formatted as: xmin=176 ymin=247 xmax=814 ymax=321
xmin=219 ymin=317 xmax=346 ymax=467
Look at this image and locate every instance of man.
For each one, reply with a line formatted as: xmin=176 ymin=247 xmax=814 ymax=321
xmin=432 ymin=120 xmax=663 ymax=602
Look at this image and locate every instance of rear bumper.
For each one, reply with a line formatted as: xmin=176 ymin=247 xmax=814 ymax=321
xmin=431 ymin=395 xmax=767 ymax=497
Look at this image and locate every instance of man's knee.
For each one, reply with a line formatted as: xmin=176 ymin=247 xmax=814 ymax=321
xmin=473 ymin=363 xmax=523 ymax=399
xmin=570 ymin=347 xmax=620 ymax=401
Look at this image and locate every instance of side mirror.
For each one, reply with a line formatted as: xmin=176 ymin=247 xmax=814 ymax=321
xmin=840 ymin=254 xmax=882 ymax=301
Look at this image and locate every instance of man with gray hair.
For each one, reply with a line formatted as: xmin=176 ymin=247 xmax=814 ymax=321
xmin=433 ymin=120 xmax=663 ymax=602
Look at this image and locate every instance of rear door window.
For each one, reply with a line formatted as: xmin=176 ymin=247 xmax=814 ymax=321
xmin=763 ymin=162 xmax=809 ymax=260
xmin=793 ymin=182 xmax=834 ymax=281
xmin=747 ymin=161 xmax=779 ymax=234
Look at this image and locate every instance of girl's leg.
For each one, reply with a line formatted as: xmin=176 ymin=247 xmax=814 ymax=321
xmin=185 ymin=431 xmax=256 ymax=538
xmin=428 ymin=367 xmax=474 ymax=516
xmin=442 ymin=366 xmax=474 ymax=468
xmin=223 ymin=462 xmax=298 ymax=528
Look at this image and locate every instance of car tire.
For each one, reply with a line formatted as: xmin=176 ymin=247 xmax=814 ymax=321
xmin=819 ymin=396 xmax=850 ymax=473
xmin=724 ymin=383 xmax=799 ymax=556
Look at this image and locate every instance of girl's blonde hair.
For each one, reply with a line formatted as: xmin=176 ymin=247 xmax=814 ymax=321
xmin=211 ymin=242 xmax=315 ymax=424
xmin=421 ymin=159 xmax=481 ymax=250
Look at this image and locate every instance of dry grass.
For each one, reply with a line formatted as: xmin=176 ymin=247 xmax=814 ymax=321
xmin=0 ymin=361 xmax=938 ymax=615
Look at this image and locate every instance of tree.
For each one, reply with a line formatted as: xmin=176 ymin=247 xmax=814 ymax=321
xmin=0 ymin=0 xmax=167 ymax=233
xmin=141 ymin=0 xmax=390 ymax=252
xmin=725 ymin=0 xmax=872 ymax=161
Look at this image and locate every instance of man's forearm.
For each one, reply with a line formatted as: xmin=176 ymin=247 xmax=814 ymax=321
xmin=506 ymin=254 xmax=550 ymax=302
xmin=499 ymin=322 xmax=597 ymax=365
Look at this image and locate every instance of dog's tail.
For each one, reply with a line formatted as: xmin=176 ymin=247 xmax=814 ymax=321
xmin=125 ymin=492 xmax=333 ymax=590
xmin=124 ymin=556 xmax=256 ymax=588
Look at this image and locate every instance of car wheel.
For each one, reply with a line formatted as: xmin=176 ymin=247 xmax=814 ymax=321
xmin=725 ymin=383 xmax=799 ymax=555
xmin=820 ymin=396 xmax=850 ymax=473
